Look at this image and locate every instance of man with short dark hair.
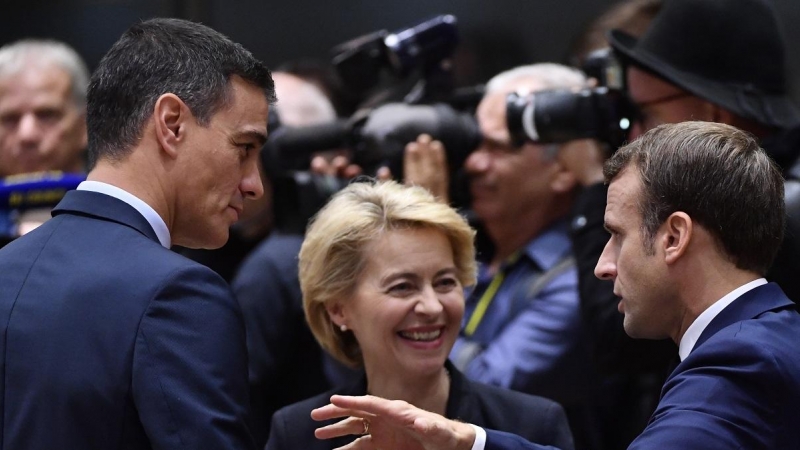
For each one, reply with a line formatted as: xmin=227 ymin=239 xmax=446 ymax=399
xmin=595 ymin=122 xmax=795 ymax=449
xmin=310 ymin=122 xmax=800 ymax=450
xmin=0 ymin=18 xmax=275 ymax=449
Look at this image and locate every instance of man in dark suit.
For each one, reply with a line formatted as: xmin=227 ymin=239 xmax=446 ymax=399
xmin=0 ymin=18 xmax=275 ymax=449
xmin=310 ymin=122 xmax=800 ymax=449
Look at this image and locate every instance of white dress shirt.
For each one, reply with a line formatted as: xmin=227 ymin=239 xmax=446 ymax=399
xmin=678 ymin=278 xmax=767 ymax=361
xmin=77 ymin=181 xmax=171 ymax=248
xmin=470 ymin=424 xmax=487 ymax=450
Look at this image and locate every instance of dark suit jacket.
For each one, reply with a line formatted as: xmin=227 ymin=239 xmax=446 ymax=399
xmin=0 ymin=190 xmax=255 ymax=449
xmin=232 ymin=232 xmax=333 ymax=446
xmin=266 ymin=361 xmax=573 ymax=450
xmin=629 ymin=283 xmax=800 ymax=449
xmin=484 ymin=282 xmax=800 ymax=450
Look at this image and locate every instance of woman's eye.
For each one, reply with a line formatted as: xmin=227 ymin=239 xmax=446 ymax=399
xmin=435 ymin=277 xmax=458 ymax=290
xmin=388 ymin=282 xmax=414 ymax=294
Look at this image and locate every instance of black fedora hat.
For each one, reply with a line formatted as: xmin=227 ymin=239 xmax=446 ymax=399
xmin=608 ymin=0 xmax=800 ymax=129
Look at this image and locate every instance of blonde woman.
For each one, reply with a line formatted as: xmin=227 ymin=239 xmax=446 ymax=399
xmin=266 ymin=180 xmax=573 ymax=450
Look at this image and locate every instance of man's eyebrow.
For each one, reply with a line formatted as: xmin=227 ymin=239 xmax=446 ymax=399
xmin=235 ymin=129 xmax=268 ymax=147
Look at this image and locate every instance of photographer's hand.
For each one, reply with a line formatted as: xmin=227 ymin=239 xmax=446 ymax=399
xmin=557 ymin=139 xmax=606 ymax=187
xmin=310 ymin=153 xmax=362 ymax=179
xmin=405 ymin=134 xmax=449 ymax=203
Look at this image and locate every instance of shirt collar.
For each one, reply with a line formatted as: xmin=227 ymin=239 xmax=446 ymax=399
xmin=77 ymin=181 xmax=171 ymax=248
xmin=678 ymin=278 xmax=767 ymax=360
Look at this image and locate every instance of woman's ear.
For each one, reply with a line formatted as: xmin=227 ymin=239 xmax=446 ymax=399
xmin=326 ymin=301 xmax=347 ymax=329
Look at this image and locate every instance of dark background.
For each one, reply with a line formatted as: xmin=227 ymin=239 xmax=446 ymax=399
xmin=1 ymin=0 xmax=799 ymax=104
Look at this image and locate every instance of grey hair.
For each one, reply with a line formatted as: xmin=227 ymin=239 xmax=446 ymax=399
xmin=0 ymin=39 xmax=90 ymax=108
xmin=485 ymin=62 xmax=588 ymax=95
xmin=485 ymin=63 xmax=588 ymax=159
xmin=273 ymin=72 xmax=336 ymax=127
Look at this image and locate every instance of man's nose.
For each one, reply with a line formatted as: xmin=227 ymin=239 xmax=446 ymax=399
xmin=465 ymin=148 xmax=491 ymax=174
xmin=17 ymin=114 xmax=42 ymax=143
xmin=594 ymin=241 xmax=617 ymax=281
xmin=241 ymin=158 xmax=264 ymax=200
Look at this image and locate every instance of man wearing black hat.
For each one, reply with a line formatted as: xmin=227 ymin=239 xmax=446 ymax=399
xmin=562 ymin=1 xmax=800 ymax=447
xmin=563 ymin=1 xmax=800 ymax=447
xmin=607 ymin=0 xmax=800 ymax=302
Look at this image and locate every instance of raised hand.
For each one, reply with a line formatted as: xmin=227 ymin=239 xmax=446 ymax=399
xmin=312 ymin=395 xmax=475 ymax=450
xmin=404 ymin=134 xmax=449 ymax=203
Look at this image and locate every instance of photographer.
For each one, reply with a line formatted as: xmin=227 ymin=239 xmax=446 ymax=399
xmin=526 ymin=0 xmax=800 ymax=447
xmin=434 ymin=63 xmax=603 ymax=450
xmin=607 ymin=0 xmax=800 ymax=302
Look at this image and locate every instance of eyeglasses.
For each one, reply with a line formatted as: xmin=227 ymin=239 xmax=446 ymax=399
xmin=635 ymin=91 xmax=693 ymax=109
xmin=633 ymin=91 xmax=694 ymax=130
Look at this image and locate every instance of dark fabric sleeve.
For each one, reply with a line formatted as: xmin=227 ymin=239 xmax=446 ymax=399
xmin=630 ymin=336 xmax=786 ymax=449
xmin=484 ymin=429 xmax=565 ymax=450
xmin=133 ymin=265 xmax=256 ymax=450
xmin=264 ymin=411 xmax=290 ymax=450
xmin=232 ymin=236 xmax=331 ymax=446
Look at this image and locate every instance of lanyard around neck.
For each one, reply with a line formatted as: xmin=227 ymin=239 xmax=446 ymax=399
xmin=463 ymin=251 xmax=521 ymax=337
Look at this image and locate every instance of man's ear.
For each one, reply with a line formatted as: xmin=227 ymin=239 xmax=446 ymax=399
xmin=661 ymin=211 xmax=693 ymax=265
xmin=153 ymin=93 xmax=189 ymax=159
xmin=326 ymin=301 xmax=347 ymax=329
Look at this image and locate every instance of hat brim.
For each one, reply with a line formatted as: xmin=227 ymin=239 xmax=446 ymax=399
xmin=608 ymin=29 xmax=800 ymax=129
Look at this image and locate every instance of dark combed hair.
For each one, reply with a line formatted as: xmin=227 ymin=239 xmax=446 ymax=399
xmin=86 ymin=17 xmax=276 ymax=166
xmin=604 ymin=121 xmax=785 ymax=275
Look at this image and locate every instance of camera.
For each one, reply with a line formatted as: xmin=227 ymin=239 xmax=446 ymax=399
xmin=264 ymin=102 xmax=480 ymax=233
xmin=332 ymin=15 xmax=460 ymax=105
xmin=267 ymin=15 xmax=480 ymax=233
xmin=505 ymin=48 xmax=637 ymax=150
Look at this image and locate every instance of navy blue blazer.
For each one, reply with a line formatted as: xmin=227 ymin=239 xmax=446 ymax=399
xmin=0 ymin=190 xmax=255 ymax=449
xmin=266 ymin=361 xmax=573 ymax=450
xmin=484 ymin=282 xmax=800 ymax=450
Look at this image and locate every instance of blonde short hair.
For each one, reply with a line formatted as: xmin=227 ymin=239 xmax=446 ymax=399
xmin=300 ymin=180 xmax=477 ymax=368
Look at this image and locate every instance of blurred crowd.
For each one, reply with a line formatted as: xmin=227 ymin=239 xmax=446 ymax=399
xmin=1 ymin=0 xmax=799 ymax=449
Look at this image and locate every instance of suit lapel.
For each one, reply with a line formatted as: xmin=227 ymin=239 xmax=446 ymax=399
xmin=694 ymin=283 xmax=793 ymax=352
xmin=444 ymin=360 xmax=484 ymax=424
xmin=52 ymin=190 xmax=161 ymax=244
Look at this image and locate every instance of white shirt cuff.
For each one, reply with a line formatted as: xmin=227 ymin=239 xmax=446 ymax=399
xmin=470 ymin=424 xmax=487 ymax=450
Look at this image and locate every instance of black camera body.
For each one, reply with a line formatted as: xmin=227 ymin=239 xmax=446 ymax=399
xmin=506 ymin=86 xmax=635 ymax=149
xmin=332 ymin=15 xmax=459 ymax=105
xmin=505 ymin=48 xmax=636 ymax=150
